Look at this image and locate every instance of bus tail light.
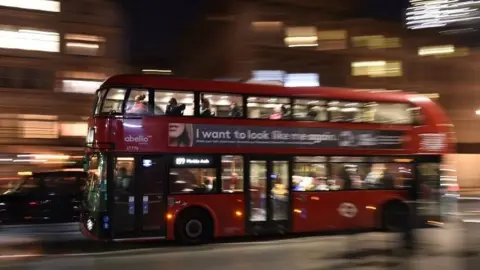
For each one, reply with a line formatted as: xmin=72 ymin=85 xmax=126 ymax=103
xmin=235 ymin=210 xmax=242 ymax=217
xmin=166 ymin=213 xmax=173 ymax=220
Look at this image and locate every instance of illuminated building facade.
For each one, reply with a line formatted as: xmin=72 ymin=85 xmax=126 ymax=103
xmin=168 ymin=0 xmax=480 ymax=187
xmin=0 ymin=0 xmax=128 ymax=175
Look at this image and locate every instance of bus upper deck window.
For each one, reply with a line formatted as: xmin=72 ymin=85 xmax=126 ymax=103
xmin=328 ymin=101 xmax=363 ymax=123
xmin=293 ymin=99 xmax=327 ymax=121
xmin=247 ymin=96 xmax=291 ymax=120
xmin=94 ymin=89 xmax=107 ymax=115
xmin=125 ymin=89 xmax=150 ymax=115
xmin=154 ymin=90 xmax=194 ymax=116
xmin=367 ymin=103 xmax=413 ymax=124
xmin=410 ymin=107 xmax=424 ymax=126
xmin=101 ymin=88 xmax=126 ymax=114
xmin=200 ymin=93 xmax=243 ymax=118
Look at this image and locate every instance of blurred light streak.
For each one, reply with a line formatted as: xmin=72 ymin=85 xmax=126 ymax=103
xmin=0 ymin=0 xmax=60 ymax=12
xmin=17 ymin=154 xmax=70 ymax=160
xmin=418 ymin=45 xmax=455 ymax=55
xmin=142 ymin=69 xmax=172 ymax=74
xmin=17 ymin=171 xmax=32 ymax=176
xmin=406 ymin=0 xmax=480 ymax=29
xmin=65 ymin=42 xmax=99 ymax=49
xmin=13 ymin=159 xmax=47 ymax=163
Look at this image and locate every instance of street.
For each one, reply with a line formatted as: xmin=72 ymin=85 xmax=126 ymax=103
xmin=0 ymin=226 xmax=476 ymax=270
xmin=0 ymin=197 xmax=478 ymax=269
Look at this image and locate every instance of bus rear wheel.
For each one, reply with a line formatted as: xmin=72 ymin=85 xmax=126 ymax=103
xmin=175 ymin=209 xmax=213 ymax=245
xmin=382 ymin=201 xmax=409 ymax=232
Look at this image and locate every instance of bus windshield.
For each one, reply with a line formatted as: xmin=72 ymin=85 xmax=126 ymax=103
xmin=85 ymin=153 xmax=107 ymax=212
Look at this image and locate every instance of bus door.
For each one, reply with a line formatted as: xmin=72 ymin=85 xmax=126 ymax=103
xmin=246 ymin=156 xmax=292 ymax=234
xmin=415 ymin=155 xmax=442 ymax=222
xmin=111 ymin=156 xmax=167 ymax=239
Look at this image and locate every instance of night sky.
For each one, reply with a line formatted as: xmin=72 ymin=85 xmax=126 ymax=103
xmin=120 ymin=0 xmax=410 ymax=65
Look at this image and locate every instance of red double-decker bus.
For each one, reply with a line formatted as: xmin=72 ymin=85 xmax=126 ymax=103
xmin=81 ymin=75 xmax=455 ymax=244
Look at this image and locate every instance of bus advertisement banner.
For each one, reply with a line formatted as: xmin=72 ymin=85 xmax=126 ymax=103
xmin=167 ymin=123 xmax=404 ymax=149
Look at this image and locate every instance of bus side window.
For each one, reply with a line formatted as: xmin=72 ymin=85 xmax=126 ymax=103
xmin=199 ymin=93 xmax=243 ymax=118
xmin=410 ymin=107 xmax=424 ymax=126
xmin=292 ymin=99 xmax=327 ymax=121
xmin=247 ymin=96 xmax=291 ymax=120
xmin=364 ymin=102 xmax=414 ymax=124
xmin=328 ymin=101 xmax=363 ymax=123
xmin=221 ymin=155 xmax=244 ymax=192
xmin=101 ymin=88 xmax=127 ymax=114
xmin=125 ymin=89 xmax=150 ymax=115
xmin=154 ymin=90 xmax=194 ymax=116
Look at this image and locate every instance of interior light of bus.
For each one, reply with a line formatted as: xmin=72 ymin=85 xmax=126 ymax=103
xmin=294 ymin=209 xmax=302 ymax=214
xmin=235 ymin=210 xmax=243 ymax=217
xmin=17 ymin=171 xmax=32 ymax=176
xmin=394 ymin=159 xmax=413 ymax=163
xmin=365 ymin=206 xmax=376 ymax=210
xmin=166 ymin=213 xmax=173 ymax=220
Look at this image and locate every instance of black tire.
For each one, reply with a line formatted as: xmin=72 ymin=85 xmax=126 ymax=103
xmin=175 ymin=209 xmax=213 ymax=245
xmin=382 ymin=201 xmax=409 ymax=232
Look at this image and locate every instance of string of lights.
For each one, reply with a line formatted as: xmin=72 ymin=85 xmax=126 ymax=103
xmin=406 ymin=0 xmax=480 ymax=30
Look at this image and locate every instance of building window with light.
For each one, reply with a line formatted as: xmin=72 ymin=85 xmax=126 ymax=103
xmin=0 ymin=25 xmax=59 ymax=52
xmin=351 ymin=35 xmax=401 ymax=49
xmin=351 ymin=61 xmax=402 ymax=78
xmin=284 ymin=26 xmax=318 ymax=47
xmin=0 ymin=0 xmax=60 ymax=12
xmin=59 ymin=71 xmax=106 ymax=94
xmin=317 ymin=30 xmax=347 ymax=50
xmin=64 ymin=34 xmax=105 ymax=56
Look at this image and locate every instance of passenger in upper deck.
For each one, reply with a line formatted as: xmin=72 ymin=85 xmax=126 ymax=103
xmin=126 ymin=94 xmax=148 ymax=114
xmin=200 ymin=98 xmax=213 ymax=117
xmin=228 ymin=102 xmax=242 ymax=118
xmin=166 ymin=98 xmax=186 ymax=116
xmin=270 ymin=106 xmax=282 ymax=120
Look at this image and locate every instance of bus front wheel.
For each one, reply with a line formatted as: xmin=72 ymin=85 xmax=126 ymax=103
xmin=382 ymin=201 xmax=409 ymax=232
xmin=175 ymin=208 xmax=213 ymax=245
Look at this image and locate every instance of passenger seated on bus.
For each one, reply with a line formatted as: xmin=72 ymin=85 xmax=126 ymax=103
xmin=228 ymin=102 xmax=242 ymax=118
xmin=281 ymin=105 xmax=291 ymax=118
xmin=200 ymin=98 xmax=213 ymax=117
xmin=166 ymin=98 xmax=186 ymax=116
xmin=270 ymin=106 xmax=282 ymax=120
xmin=306 ymin=105 xmax=318 ymax=120
xmin=340 ymin=168 xmax=352 ymax=190
xmin=380 ymin=164 xmax=395 ymax=189
xmin=126 ymin=94 xmax=148 ymax=114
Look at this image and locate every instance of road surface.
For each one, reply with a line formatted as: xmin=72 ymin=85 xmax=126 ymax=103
xmin=0 ymin=197 xmax=478 ymax=269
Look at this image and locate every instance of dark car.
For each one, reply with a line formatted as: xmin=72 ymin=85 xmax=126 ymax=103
xmin=0 ymin=169 xmax=87 ymax=225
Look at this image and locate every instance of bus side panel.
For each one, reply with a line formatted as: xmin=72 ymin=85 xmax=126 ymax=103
xmin=166 ymin=194 xmax=245 ymax=240
xmin=292 ymin=191 xmax=407 ymax=232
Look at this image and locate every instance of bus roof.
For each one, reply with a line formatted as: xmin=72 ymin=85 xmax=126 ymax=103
xmin=102 ymin=74 xmax=418 ymax=104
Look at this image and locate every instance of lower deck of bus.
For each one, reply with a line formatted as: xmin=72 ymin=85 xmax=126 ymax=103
xmin=81 ymin=153 xmax=444 ymax=242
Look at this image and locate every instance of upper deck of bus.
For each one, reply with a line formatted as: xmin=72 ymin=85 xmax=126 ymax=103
xmin=86 ymin=74 xmax=455 ymax=155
